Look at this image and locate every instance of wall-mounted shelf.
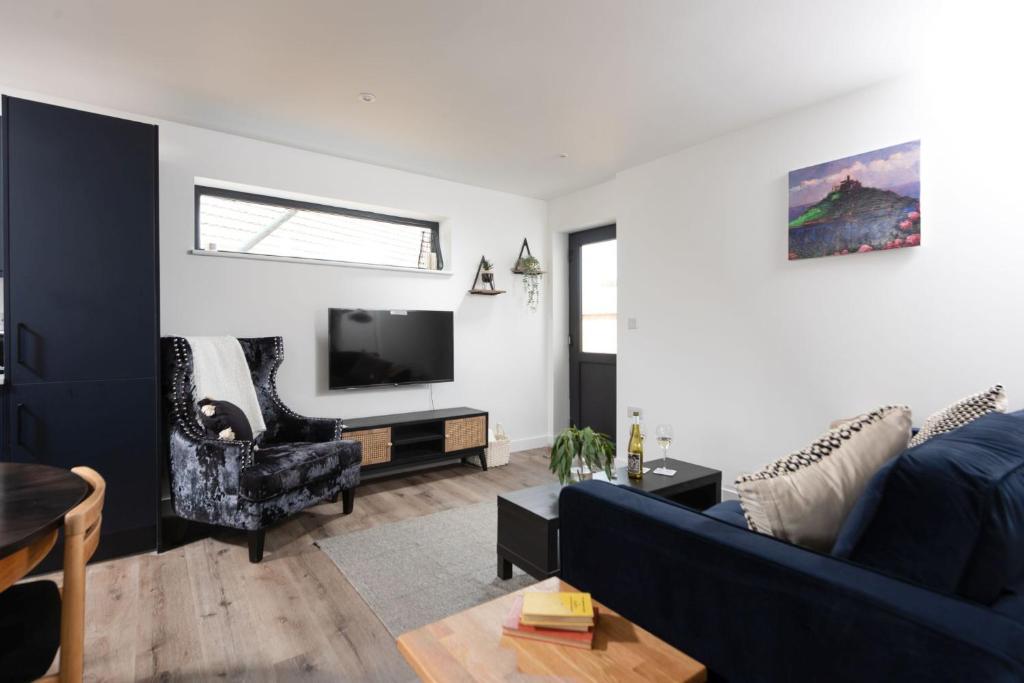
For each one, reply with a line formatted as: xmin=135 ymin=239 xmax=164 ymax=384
xmin=469 ymin=255 xmax=505 ymax=295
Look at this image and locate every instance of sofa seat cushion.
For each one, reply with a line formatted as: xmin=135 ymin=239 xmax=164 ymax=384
xmin=844 ymin=412 xmax=1024 ymax=603
xmin=240 ymin=441 xmax=358 ymax=501
xmin=704 ymin=500 xmax=749 ymax=529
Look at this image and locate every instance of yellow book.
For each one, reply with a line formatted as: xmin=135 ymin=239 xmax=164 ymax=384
xmin=521 ymin=592 xmax=594 ymax=622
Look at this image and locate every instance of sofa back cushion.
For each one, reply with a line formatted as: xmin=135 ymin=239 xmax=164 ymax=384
xmin=842 ymin=412 xmax=1024 ymax=603
xmin=831 ymin=457 xmax=899 ymax=557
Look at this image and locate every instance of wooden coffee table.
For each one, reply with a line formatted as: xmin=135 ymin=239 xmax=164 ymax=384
xmin=497 ymin=458 xmax=721 ymax=580
xmin=396 ymin=576 xmax=706 ymax=683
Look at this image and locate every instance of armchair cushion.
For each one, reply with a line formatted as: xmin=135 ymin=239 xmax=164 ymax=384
xmin=272 ymin=415 xmax=342 ymax=445
xmin=198 ymin=398 xmax=253 ymax=442
xmin=240 ymin=440 xmax=361 ymax=501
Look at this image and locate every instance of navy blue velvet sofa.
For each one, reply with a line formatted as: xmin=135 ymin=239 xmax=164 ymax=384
xmin=559 ymin=412 xmax=1024 ymax=682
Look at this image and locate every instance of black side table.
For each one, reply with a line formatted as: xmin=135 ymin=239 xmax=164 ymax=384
xmin=496 ymin=458 xmax=722 ymax=580
xmin=496 ymin=483 xmax=561 ymax=580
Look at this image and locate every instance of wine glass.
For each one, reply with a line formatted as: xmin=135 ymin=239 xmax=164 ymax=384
xmin=655 ymin=424 xmax=674 ymax=470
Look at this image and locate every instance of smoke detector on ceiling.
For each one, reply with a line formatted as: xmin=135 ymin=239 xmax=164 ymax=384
xmin=358 ymin=92 xmax=377 ymax=103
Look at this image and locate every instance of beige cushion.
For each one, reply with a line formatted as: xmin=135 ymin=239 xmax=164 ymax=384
xmin=829 ymin=414 xmax=863 ymax=430
xmin=736 ymin=406 xmax=912 ymax=551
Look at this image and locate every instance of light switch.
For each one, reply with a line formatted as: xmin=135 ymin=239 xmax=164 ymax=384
xmin=627 ymin=317 xmax=638 ymax=330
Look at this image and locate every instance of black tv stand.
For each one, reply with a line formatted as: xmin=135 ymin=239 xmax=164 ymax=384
xmin=341 ymin=407 xmax=489 ymax=480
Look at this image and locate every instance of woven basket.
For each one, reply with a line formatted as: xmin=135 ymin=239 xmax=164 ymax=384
xmin=343 ymin=427 xmax=392 ymax=466
xmin=465 ymin=437 xmax=511 ymax=469
xmin=485 ymin=439 xmax=511 ymax=467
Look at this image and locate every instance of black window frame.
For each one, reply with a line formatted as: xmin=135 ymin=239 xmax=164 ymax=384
xmin=194 ymin=185 xmax=444 ymax=270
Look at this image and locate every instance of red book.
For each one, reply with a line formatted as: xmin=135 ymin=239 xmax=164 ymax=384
xmin=501 ymin=595 xmax=598 ymax=650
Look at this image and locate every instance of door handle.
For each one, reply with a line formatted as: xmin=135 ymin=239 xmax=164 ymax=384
xmin=15 ymin=403 xmax=27 ymax=450
xmin=16 ymin=323 xmax=42 ymax=375
xmin=16 ymin=324 xmax=26 ymax=367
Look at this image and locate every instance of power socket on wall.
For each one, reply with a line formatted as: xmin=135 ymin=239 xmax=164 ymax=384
xmin=626 ymin=406 xmax=643 ymax=419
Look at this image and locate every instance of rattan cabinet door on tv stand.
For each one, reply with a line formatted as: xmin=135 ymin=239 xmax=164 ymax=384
xmin=341 ymin=407 xmax=489 ymax=480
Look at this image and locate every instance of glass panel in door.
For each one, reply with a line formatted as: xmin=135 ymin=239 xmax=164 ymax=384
xmin=580 ymin=239 xmax=617 ymax=354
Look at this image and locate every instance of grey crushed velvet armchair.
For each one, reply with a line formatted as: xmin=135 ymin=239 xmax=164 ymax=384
xmin=162 ymin=336 xmax=362 ymax=562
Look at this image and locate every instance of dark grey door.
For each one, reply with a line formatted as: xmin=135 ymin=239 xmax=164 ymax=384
xmin=568 ymin=225 xmax=616 ymax=440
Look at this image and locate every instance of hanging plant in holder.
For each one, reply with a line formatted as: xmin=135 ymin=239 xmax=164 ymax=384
xmin=519 ymin=256 xmax=543 ymax=311
xmin=512 ymin=238 xmax=544 ymax=312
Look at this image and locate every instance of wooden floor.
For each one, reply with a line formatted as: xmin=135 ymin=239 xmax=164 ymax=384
xmin=54 ymin=449 xmax=554 ymax=682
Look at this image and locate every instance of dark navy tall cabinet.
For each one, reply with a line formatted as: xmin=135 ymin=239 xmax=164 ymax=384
xmin=1 ymin=97 xmax=160 ymax=560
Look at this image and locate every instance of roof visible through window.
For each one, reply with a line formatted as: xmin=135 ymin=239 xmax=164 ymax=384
xmin=196 ymin=187 xmax=442 ymax=270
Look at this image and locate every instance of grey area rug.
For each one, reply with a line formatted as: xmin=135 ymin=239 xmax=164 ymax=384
xmin=316 ymin=500 xmax=536 ymax=636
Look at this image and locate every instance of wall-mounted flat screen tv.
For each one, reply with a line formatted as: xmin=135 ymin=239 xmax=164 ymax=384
xmin=329 ymin=309 xmax=454 ymax=389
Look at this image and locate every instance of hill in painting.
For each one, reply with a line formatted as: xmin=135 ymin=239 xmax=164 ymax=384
xmin=788 ymin=176 xmax=920 ymax=259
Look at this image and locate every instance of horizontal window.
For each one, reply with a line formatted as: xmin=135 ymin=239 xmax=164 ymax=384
xmin=195 ymin=186 xmax=443 ymax=270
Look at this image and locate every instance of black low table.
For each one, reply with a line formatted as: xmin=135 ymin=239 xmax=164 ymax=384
xmin=497 ymin=458 xmax=722 ymax=580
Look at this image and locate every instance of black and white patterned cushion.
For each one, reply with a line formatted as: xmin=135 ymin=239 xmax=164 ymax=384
xmin=908 ymin=385 xmax=1007 ymax=447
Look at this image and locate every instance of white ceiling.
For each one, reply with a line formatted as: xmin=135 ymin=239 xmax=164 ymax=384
xmin=0 ymin=0 xmax=950 ymax=198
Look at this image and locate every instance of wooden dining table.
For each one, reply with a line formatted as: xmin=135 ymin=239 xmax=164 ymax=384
xmin=0 ymin=462 xmax=91 ymax=591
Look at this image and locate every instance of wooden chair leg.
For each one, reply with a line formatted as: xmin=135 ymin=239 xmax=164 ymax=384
xmin=248 ymin=529 xmax=266 ymax=563
xmin=342 ymin=488 xmax=355 ymax=515
xmin=328 ymin=492 xmax=339 ymax=503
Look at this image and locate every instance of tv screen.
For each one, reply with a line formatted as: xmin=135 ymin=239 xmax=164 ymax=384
xmin=329 ymin=309 xmax=454 ymax=389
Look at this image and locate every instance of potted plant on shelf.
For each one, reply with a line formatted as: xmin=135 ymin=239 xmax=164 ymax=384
xmin=480 ymin=258 xmax=494 ymax=285
xmin=518 ymin=255 xmax=543 ymax=312
xmin=549 ymin=426 xmax=616 ymax=485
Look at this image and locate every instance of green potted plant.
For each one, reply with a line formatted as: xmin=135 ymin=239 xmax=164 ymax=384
xmin=549 ymin=426 xmax=616 ymax=485
xmin=480 ymin=258 xmax=494 ymax=285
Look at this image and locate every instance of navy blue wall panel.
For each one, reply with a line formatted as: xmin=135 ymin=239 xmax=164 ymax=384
xmin=2 ymin=97 xmax=160 ymax=559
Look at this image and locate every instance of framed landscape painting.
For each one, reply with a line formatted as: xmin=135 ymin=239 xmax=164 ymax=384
xmin=788 ymin=140 xmax=920 ymax=260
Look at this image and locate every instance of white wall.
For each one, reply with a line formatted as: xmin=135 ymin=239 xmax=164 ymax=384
xmin=550 ymin=20 xmax=1024 ymax=485
xmin=161 ymin=125 xmax=550 ymax=450
xmin=1 ymin=85 xmax=551 ymax=450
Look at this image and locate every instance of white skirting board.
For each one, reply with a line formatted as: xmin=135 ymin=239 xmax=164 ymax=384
xmin=510 ymin=435 xmax=551 ymax=452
